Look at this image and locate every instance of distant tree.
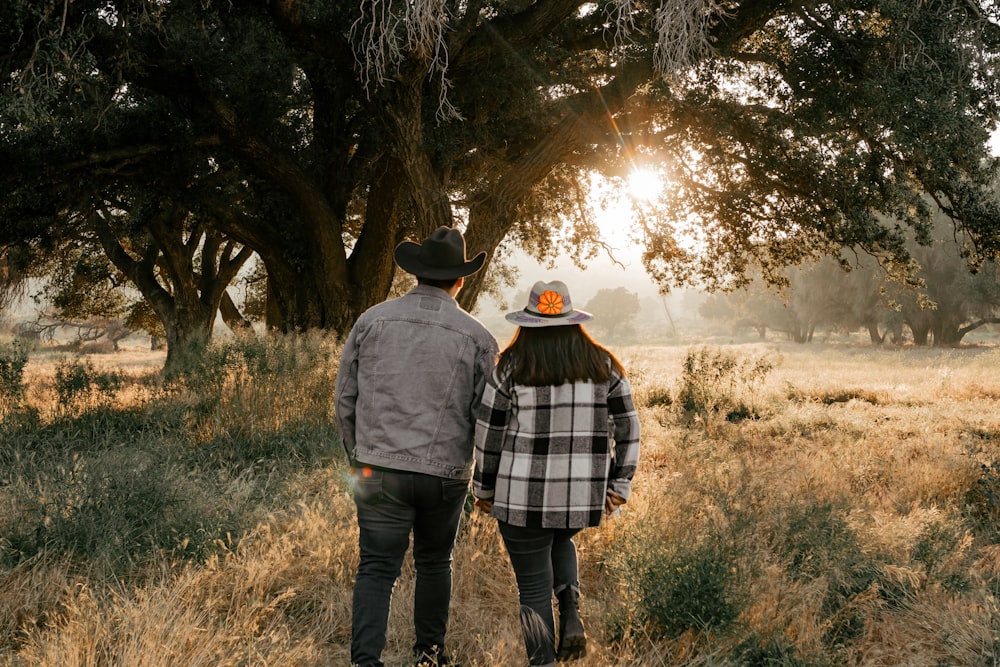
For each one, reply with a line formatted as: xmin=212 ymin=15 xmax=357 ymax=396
xmin=21 ymin=191 xmax=253 ymax=371
xmin=699 ymin=271 xmax=823 ymax=343
xmin=703 ymin=212 xmax=1000 ymax=346
xmin=892 ymin=234 xmax=1000 ymax=346
xmin=787 ymin=258 xmax=906 ymax=345
xmin=823 ymin=207 xmax=1000 ymax=346
xmin=825 ymin=262 xmax=904 ymax=346
xmin=699 ymin=258 xmax=896 ymax=343
xmin=583 ymin=287 xmax=641 ymax=342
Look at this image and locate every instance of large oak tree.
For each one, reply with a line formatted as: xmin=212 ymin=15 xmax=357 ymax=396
xmin=2 ymin=0 xmax=999 ymax=369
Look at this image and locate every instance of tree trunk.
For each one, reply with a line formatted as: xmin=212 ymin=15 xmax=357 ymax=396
xmin=219 ymin=290 xmax=252 ymax=333
xmin=345 ymin=156 xmax=409 ymax=317
xmin=160 ymin=299 xmax=216 ymax=378
xmin=866 ymin=322 xmax=885 ymax=345
xmin=261 ymin=258 xmax=328 ymax=332
xmin=379 ymin=71 xmax=454 ymax=236
xmin=909 ymin=323 xmax=931 ymax=345
xmin=252 ymin=155 xmax=409 ymax=337
xmin=888 ymin=320 xmax=904 ymax=345
xmin=202 ymin=93 xmax=354 ymax=334
xmin=937 ymin=318 xmax=1000 ymax=346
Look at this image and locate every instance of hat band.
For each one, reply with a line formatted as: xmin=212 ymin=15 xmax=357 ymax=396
xmin=523 ymin=308 xmax=573 ymax=319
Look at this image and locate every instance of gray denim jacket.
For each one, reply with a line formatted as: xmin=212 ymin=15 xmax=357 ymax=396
xmin=335 ymin=285 xmax=499 ymax=479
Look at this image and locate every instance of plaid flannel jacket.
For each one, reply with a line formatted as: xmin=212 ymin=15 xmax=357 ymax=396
xmin=473 ymin=366 xmax=640 ymax=529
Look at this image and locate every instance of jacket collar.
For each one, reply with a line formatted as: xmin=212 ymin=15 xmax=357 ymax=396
xmin=409 ymin=284 xmax=457 ymax=304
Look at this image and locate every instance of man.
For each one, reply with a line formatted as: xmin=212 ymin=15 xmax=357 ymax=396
xmin=335 ymin=226 xmax=499 ymax=667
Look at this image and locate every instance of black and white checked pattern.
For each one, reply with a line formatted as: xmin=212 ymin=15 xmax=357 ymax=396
xmin=474 ymin=367 xmax=640 ymax=529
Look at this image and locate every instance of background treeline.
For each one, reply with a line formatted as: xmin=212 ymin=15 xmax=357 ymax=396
xmin=700 ymin=210 xmax=1000 ymax=347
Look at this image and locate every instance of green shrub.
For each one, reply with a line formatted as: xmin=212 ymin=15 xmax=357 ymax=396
xmin=676 ymin=346 xmax=775 ymax=425
xmin=0 ymin=339 xmax=28 ymax=413
xmin=769 ymin=498 xmax=879 ymax=649
xmin=965 ymin=458 xmax=1000 ymax=541
xmin=53 ymin=357 xmax=125 ymax=412
xmin=620 ymin=535 xmax=739 ymax=639
xmin=733 ymin=633 xmax=808 ymax=667
xmin=912 ymin=517 xmax=961 ymax=573
xmin=0 ymin=333 xmax=344 ymax=579
xmin=163 ymin=332 xmax=341 ymax=464
xmin=642 ymin=385 xmax=673 ymax=408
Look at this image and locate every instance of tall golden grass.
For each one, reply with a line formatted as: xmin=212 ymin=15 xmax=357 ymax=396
xmin=1 ymin=336 xmax=999 ymax=666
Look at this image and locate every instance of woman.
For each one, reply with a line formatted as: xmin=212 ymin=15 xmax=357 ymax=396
xmin=474 ymin=280 xmax=641 ymax=666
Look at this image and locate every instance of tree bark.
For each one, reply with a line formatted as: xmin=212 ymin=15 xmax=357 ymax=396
xmin=909 ymin=323 xmax=931 ymax=345
xmin=379 ymin=68 xmax=454 ymax=237
xmin=866 ymin=322 xmax=885 ymax=345
xmin=202 ymin=93 xmax=354 ymax=333
xmin=219 ymin=290 xmax=252 ymax=332
xmin=346 ymin=156 xmax=409 ymax=317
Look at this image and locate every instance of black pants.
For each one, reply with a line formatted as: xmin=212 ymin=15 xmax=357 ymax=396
xmin=351 ymin=468 xmax=469 ymax=667
xmin=497 ymin=521 xmax=583 ymax=666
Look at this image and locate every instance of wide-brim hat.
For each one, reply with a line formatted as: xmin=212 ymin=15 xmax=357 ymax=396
xmin=506 ymin=280 xmax=593 ymax=327
xmin=394 ymin=226 xmax=486 ymax=280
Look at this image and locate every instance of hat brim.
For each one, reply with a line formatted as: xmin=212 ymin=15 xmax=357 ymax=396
xmin=394 ymin=242 xmax=487 ymax=279
xmin=505 ymin=309 xmax=593 ymax=327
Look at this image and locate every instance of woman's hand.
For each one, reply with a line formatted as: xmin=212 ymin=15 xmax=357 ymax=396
xmin=475 ymin=498 xmax=493 ymax=514
xmin=604 ymin=489 xmax=626 ymax=516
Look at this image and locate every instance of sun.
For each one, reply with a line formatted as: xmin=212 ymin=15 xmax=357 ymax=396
xmin=627 ymin=167 xmax=664 ymax=202
xmin=583 ymin=166 xmax=670 ymax=257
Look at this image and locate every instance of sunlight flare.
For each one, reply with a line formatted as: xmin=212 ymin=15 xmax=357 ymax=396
xmin=627 ymin=167 xmax=663 ymax=202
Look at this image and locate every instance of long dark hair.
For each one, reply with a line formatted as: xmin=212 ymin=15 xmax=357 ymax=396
xmin=498 ymin=324 xmax=626 ymax=386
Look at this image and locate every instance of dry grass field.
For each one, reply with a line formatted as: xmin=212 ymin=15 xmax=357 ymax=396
xmin=1 ymin=336 xmax=999 ymax=666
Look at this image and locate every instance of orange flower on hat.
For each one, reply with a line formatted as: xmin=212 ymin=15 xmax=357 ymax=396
xmin=537 ymin=290 xmax=564 ymax=315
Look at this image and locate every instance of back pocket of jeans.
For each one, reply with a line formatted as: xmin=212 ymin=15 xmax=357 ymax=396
xmin=353 ymin=469 xmax=387 ymax=505
xmin=441 ymin=478 xmax=470 ymax=504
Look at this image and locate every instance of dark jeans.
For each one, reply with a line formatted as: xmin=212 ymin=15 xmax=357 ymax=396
xmin=496 ymin=521 xmax=583 ymax=667
xmin=351 ymin=468 xmax=469 ymax=667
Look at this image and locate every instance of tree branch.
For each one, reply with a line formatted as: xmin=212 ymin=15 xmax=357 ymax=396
xmin=956 ymin=317 xmax=1000 ymax=338
xmin=452 ymin=0 xmax=584 ymax=69
xmin=5 ymin=137 xmax=220 ymax=186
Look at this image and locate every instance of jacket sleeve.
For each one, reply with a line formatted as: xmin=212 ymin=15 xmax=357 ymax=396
xmin=469 ymin=334 xmax=500 ymax=427
xmin=607 ymin=373 xmax=640 ymax=501
xmin=334 ymin=321 xmax=362 ymax=463
xmin=473 ymin=369 xmax=510 ymax=500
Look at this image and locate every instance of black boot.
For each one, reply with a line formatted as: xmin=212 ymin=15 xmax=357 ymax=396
xmin=555 ymin=588 xmax=587 ymax=661
xmin=413 ymin=646 xmax=458 ymax=667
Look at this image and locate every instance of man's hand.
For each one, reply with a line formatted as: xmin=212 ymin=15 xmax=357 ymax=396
xmin=475 ymin=498 xmax=493 ymax=514
xmin=604 ymin=489 xmax=626 ymax=516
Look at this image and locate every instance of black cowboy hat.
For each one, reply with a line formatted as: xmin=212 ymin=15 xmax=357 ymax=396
xmin=394 ymin=226 xmax=486 ymax=280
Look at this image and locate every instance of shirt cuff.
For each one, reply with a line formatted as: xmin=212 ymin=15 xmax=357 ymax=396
xmin=608 ymin=480 xmax=631 ymax=501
